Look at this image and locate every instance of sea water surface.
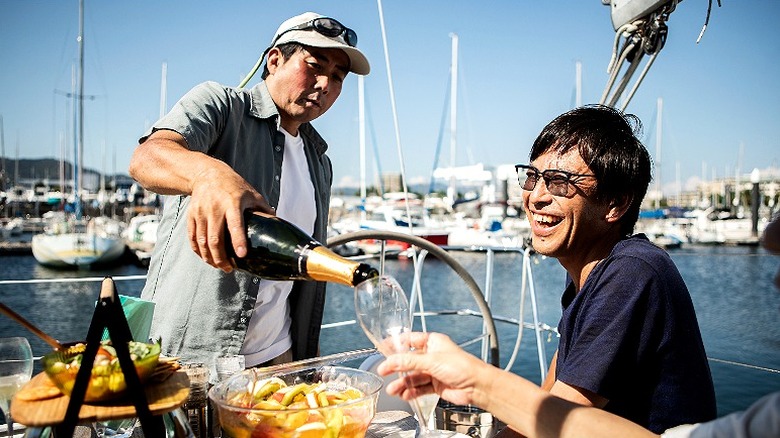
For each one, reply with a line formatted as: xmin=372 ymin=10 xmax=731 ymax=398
xmin=1 ymin=242 xmax=779 ymax=418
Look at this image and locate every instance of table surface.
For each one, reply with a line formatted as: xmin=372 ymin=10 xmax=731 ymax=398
xmin=3 ymin=411 xmax=419 ymax=438
xmin=367 ymin=411 xmax=418 ymax=438
xmin=6 ymin=410 xmax=474 ymax=438
xmin=367 ymin=411 xmax=471 ymax=438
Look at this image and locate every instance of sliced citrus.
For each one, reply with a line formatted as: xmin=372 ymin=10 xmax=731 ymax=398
xmin=294 ymin=421 xmax=327 ymax=438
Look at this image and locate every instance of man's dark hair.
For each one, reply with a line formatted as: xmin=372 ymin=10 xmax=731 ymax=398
xmin=529 ymin=104 xmax=653 ymax=236
xmin=261 ymin=43 xmax=304 ymax=79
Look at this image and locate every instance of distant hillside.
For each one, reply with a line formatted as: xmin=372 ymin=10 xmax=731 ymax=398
xmin=0 ymin=156 xmax=131 ymax=188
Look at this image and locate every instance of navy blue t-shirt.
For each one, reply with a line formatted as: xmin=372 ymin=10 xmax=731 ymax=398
xmin=556 ymin=234 xmax=717 ymax=433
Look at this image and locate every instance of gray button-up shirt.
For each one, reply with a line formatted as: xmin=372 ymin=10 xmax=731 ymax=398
xmin=138 ymin=81 xmax=332 ymax=376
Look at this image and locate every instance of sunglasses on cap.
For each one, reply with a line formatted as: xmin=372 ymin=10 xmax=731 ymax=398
xmin=272 ymin=17 xmax=358 ymax=48
xmin=515 ymin=164 xmax=596 ymax=197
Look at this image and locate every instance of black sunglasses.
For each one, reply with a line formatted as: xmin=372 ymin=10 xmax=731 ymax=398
xmin=515 ymin=164 xmax=596 ymax=197
xmin=271 ymin=17 xmax=358 ymax=48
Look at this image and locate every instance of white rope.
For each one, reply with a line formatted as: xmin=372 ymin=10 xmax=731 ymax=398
xmin=503 ymin=246 xmax=531 ymax=371
xmin=409 ymin=250 xmax=430 ymax=333
xmin=601 ymin=24 xmax=639 ymax=105
xmin=619 ymin=51 xmax=660 ymax=111
xmin=607 ymin=22 xmax=641 ymax=74
xmin=601 ymin=21 xmax=643 ymax=107
xmin=609 ymin=45 xmax=644 ymax=108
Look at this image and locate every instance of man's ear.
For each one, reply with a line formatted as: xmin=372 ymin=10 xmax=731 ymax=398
xmin=606 ymin=195 xmax=632 ymax=223
xmin=266 ymin=48 xmax=282 ymax=74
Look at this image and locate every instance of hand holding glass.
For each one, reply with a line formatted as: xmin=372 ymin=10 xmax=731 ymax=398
xmin=354 ymin=275 xmax=446 ymax=437
xmin=0 ymin=337 xmax=33 ymax=437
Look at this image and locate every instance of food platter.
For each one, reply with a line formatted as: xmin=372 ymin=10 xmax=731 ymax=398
xmin=40 ymin=340 xmax=161 ymax=402
xmin=10 ymin=369 xmax=189 ymax=426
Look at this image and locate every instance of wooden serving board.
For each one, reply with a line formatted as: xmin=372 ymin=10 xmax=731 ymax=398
xmin=11 ymin=370 xmax=190 ymax=427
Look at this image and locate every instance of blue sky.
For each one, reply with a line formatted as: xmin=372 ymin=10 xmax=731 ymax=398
xmin=1 ymin=1 xmax=778 ymax=195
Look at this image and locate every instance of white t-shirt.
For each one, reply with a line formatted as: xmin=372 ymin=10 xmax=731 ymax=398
xmin=241 ymin=127 xmax=316 ymax=366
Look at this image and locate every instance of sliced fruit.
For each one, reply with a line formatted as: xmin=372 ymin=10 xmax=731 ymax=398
xmin=294 ymin=421 xmax=327 ymax=438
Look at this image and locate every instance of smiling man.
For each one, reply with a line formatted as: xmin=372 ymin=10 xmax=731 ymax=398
xmin=128 ymin=12 xmax=369 ymax=377
xmin=515 ymin=105 xmax=716 ymax=433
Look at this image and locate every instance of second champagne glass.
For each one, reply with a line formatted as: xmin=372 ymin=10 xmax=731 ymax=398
xmin=354 ymin=275 xmax=448 ymax=437
xmin=0 ymin=337 xmax=33 ymax=438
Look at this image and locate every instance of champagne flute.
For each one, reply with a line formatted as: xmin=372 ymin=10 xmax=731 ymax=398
xmin=0 ymin=337 xmax=33 ymax=437
xmin=354 ymin=275 xmax=448 ymax=437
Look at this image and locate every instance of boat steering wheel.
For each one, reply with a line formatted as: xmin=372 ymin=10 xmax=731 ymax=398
xmin=327 ymin=229 xmax=500 ymax=367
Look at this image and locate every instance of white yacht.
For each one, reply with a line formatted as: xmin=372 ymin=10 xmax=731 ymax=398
xmin=31 ymin=211 xmax=126 ymax=268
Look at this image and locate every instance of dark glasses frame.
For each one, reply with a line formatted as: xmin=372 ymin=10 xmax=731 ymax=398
xmin=271 ymin=17 xmax=358 ymax=49
xmin=515 ymin=164 xmax=596 ymax=196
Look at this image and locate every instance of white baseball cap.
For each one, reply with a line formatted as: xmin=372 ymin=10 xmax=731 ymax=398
xmin=269 ymin=12 xmax=370 ymax=75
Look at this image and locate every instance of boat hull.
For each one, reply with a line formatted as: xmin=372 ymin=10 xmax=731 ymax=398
xmin=123 ymin=214 xmax=160 ymax=265
xmin=32 ymin=232 xmax=126 ymax=268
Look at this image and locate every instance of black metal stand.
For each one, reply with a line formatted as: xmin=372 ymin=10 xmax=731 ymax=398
xmin=55 ymin=277 xmax=164 ymax=437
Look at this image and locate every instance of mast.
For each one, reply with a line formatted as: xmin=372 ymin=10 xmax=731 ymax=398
xmin=159 ymin=62 xmax=168 ymax=119
xmin=100 ymin=139 xmax=106 ymax=216
xmin=14 ymin=140 xmax=19 ymax=190
xmin=447 ymin=33 xmax=458 ymax=204
xmin=733 ymin=142 xmax=744 ymax=211
xmin=59 ymin=133 xmax=65 ymax=210
xmin=675 ymin=161 xmax=681 ymax=207
xmin=575 ymin=61 xmax=582 ymax=108
xmin=0 ymin=114 xmax=5 ymax=193
xmin=358 ymin=75 xmax=367 ymax=213
xmin=75 ymin=0 xmax=85 ymax=219
xmin=654 ymin=97 xmax=662 ymax=210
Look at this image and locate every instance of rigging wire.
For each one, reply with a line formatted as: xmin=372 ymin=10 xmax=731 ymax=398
xmin=429 ymin=74 xmax=452 ymax=195
xmin=375 ymin=0 xmax=410 ymax=206
xmin=696 ymin=0 xmax=722 ymax=44
xmin=503 ymin=246 xmax=530 ymax=372
xmin=364 ymin=89 xmax=386 ymax=196
xmin=376 ymin=0 xmax=435 ymax=337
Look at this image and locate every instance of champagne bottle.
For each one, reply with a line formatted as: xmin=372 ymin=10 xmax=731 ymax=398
xmin=229 ymin=211 xmax=378 ymax=286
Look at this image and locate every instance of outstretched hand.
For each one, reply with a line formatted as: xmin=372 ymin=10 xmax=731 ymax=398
xmin=188 ymin=161 xmax=273 ymax=272
xmin=377 ymin=332 xmax=492 ymax=409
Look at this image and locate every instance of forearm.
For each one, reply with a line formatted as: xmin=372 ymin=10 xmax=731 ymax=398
xmin=129 ymin=130 xmax=231 ymax=196
xmin=477 ymin=366 xmax=546 ymax=436
xmin=540 ymin=351 xmax=557 ymax=391
xmin=551 ymin=400 xmax=658 ymax=438
xmin=478 ymin=366 xmax=657 ymax=438
xmin=380 ymin=334 xmax=660 ymax=438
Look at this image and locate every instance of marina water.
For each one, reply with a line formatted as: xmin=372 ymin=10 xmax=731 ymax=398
xmin=1 ymin=243 xmax=779 ymax=418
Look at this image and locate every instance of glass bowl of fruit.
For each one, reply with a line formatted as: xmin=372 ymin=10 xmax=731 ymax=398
xmin=40 ymin=340 xmax=161 ymax=402
xmin=209 ymin=365 xmax=383 ymax=438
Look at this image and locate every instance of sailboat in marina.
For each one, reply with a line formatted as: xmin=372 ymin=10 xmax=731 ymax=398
xmin=330 ymin=75 xmax=451 ymax=252
xmin=121 ymin=62 xmax=168 ymax=266
xmin=31 ymin=0 xmax=126 ymax=268
xmin=425 ymin=34 xmax=527 ymax=248
xmin=32 ymin=211 xmax=126 ymax=268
